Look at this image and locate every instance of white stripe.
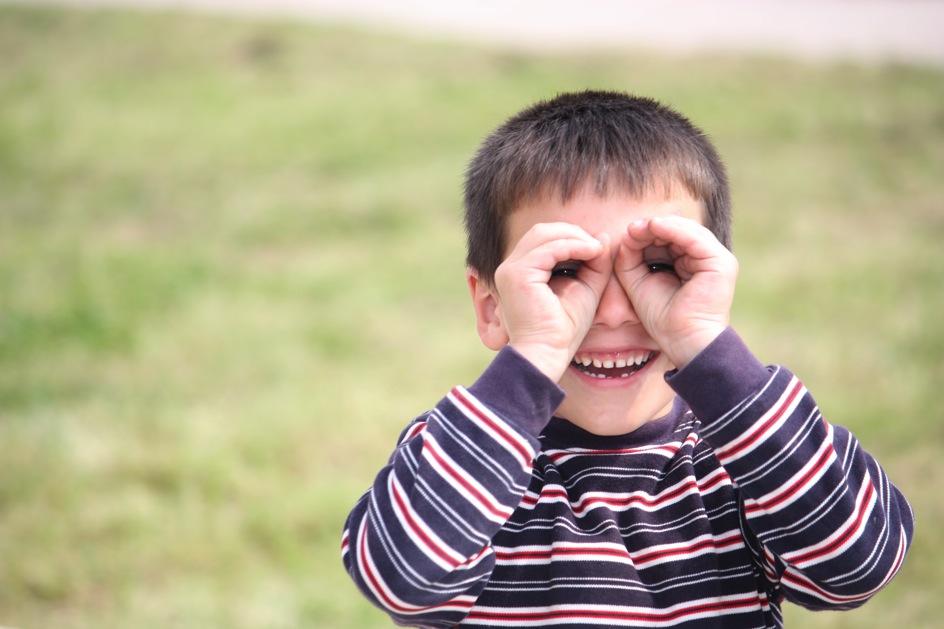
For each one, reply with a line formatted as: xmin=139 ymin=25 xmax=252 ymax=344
xmin=448 ymin=386 xmax=535 ymax=472
xmin=357 ymin=512 xmax=479 ymax=615
xmin=398 ymin=420 xmax=428 ymax=445
xmin=421 ymin=432 xmax=513 ymax=524
xmin=631 ymin=531 xmax=745 ymax=570
xmin=389 ymin=472 xmax=466 ymax=571
xmin=700 ymin=367 xmax=779 ymax=439
xmin=520 ymin=470 xmax=728 ymax=518
xmin=716 ymin=377 xmax=805 ymax=464
xmin=545 ymin=439 xmax=686 ymax=465
xmin=782 ymin=475 xmax=878 ymax=568
xmin=743 ymin=428 xmax=836 ymax=515
xmin=462 ymin=593 xmax=764 ymax=627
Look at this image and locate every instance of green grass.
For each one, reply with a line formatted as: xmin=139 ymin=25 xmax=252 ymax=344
xmin=1 ymin=5 xmax=942 ymax=628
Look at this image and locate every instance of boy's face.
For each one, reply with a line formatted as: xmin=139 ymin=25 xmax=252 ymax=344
xmin=481 ymin=183 xmax=705 ymax=436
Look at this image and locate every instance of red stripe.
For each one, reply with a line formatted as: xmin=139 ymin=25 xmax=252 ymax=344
xmin=495 ymin=532 xmax=742 ymax=564
xmin=578 ymin=480 xmax=697 ymax=510
xmin=521 ymin=474 xmax=723 ymax=512
xmin=452 ymin=387 xmax=532 ymax=468
xmin=521 ymin=469 xmax=727 ymax=514
xmin=357 ymin=521 xmax=474 ymax=614
xmin=465 ymin=595 xmax=763 ymax=623
xmin=781 ymin=569 xmax=849 ymax=604
xmin=423 ymin=439 xmax=509 ymax=520
xmin=390 ymin=478 xmax=460 ymax=568
xmin=788 ymin=481 xmax=876 ymax=565
xmin=358 ymin=518 xmax=412 ymax=613
xmin=520 ymin=487 xmax=567 ymax=507
xmin=495 ymin=546 xmax=629 ymax=561
xmin=722 ymin=380 xmax=804 ymax=461
xmin=745 ymin=443 xmax=835 ymax=515
xmin=699 ymin=469 xmax=731 ymax=492
xmin=402 ymin=421 xmax=428 ymax=443
xmin=633 ymin=532 xmax=743 ymax=564
xmin=547 ymin=443 xmax=681 ymax=463
xmin=780 ymin=518 xmax=904 ymax=605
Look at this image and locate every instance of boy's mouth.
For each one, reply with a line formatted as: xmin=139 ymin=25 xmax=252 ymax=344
xmin=570 ymin=350 xmax=655 ymax=379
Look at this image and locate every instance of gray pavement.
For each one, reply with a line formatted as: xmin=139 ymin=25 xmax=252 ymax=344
xmin=13 ymin=0 xmax=944 ymax=65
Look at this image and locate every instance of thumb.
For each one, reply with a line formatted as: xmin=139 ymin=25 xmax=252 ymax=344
xmin=614 ymin=238 xmax=650 ymax=296
xmin=579 ymin=232 xmax=613 ymax=299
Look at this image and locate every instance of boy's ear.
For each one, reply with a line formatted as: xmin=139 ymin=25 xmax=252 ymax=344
xmin=466 ymin=268 xmax=509 ymax=351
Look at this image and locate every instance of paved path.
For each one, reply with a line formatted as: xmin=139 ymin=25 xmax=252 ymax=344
xmin=17 ymin=0 xmax=944 ymax=65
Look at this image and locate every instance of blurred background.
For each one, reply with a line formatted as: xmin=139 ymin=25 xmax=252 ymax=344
xmin=1 ymin=1 xmax=942 ymax=627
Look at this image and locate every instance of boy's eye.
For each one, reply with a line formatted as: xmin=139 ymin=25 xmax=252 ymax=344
xmin=551 ymin=261 xmax=582 ymax=279
xmin=646 ymin=261 xmax=676 ymax=274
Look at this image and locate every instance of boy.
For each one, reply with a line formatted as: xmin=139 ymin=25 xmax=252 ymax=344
xmin=341 ymin=91 xmax=913 ymax=627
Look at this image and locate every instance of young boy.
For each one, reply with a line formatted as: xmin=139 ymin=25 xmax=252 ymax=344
xmin=341 ymin=90 xmax=914 ymax=627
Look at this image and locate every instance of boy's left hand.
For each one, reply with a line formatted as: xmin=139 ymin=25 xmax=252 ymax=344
xmin=614 ymin=216 xmax=738 ymax=369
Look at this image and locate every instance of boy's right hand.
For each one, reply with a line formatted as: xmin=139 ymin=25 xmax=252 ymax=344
xmin=493 ymin=223 xmax=612 ymax=382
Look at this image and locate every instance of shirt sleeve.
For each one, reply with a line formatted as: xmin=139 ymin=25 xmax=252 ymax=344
xmin=340 ymin=346 xmax=564 ymax=626
xmin=666 ymin=328 xmax=915 ymax=611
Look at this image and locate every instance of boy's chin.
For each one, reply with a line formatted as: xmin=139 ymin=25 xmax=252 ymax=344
xmin=555 ymin=402 xmax=677 ymax=437
xmin=556 ymin=361 xmax=676 ymax=436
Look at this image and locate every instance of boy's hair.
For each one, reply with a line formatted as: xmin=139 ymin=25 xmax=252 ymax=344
xmin=463 ymin=90 xmax=731 ymax=283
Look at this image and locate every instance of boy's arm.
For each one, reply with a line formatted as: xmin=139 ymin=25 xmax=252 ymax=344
xmin=666 ymin=329 xmax=914 ymax=609
xmin=342 ymin=222 xmax=610 ymax=625
xmin=618 ymin=216 xmax=913 ymax=609
xmin=341 ymin=346 xmax=563 ymax=625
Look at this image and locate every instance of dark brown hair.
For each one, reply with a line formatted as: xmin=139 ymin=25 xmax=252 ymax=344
xmin=463 ymin=90 xmax=731 ymax=283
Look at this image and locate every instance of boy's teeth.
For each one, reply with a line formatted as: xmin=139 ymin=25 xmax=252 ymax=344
xmin=571 ymin=350 xmax=656 ymax=375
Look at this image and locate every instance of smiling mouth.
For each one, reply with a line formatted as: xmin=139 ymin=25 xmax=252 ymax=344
xmin=570 ymin=350 xmax=656 ymax=379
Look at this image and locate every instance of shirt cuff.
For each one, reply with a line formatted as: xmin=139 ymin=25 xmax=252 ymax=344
xmin=665 ymin=328 xmax=770 ymax=424
xmin=467 ymin=346 xmax=566 ymax=438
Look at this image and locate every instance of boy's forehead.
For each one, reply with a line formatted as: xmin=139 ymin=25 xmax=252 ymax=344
xmin=504 ymin=184 xmax=705 ymax=252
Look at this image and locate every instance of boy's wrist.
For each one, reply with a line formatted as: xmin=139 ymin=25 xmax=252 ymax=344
xmin=508 ymin=342 xmax=570 ymax=383
xmin=665 ymin=327 xmax=769 ymax=423
xmin=661 ymin=325 xmax=728 ymax=369
xmin=469 ymin=345 xmax=566 ymax=438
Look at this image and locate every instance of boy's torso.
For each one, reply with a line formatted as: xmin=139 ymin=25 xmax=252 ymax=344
xmin=460 ymin=406 xmax=782 ymax=628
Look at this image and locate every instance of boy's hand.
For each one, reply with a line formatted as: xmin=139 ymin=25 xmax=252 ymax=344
xmin=494 ymin=223 xmax=612 ymax=382
xmin=615 ymin=216 xmax=737 ymax=369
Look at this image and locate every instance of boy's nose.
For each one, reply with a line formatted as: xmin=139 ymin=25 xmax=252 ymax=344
xmin=592 ymin=275 xmax=639 ymax=329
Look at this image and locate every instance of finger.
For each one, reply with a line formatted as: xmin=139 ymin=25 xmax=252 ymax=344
xmin=578 ymin=232 xmax=612 ymax=275
xmin=622 ymin=218 xmax=659 ymax=251
xmin=613 ymin=231 xmax=649 ymax=275
xmin=642 ymin=216 xmax=727 ymax=261
xmin=612 ymin=238 xmax=653 ymax=289
xmin=613 ymin=238 xmax=683 ymax=310
xmin=509 ymin=222 xmax=599 ymax=260
xmin=572 ymin=232 xmax=613 ymax=297
xmin=515 ymin=237 xmax=605 ymax=277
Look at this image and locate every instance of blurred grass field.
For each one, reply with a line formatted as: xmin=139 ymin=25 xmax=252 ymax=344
xmin=1 ymin=5 xmax=942 ymax=628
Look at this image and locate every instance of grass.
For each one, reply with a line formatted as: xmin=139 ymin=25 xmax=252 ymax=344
xmin=1 ymin=5 xmax=942 ymax=628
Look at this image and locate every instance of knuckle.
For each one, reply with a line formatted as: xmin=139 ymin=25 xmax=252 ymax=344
xmin=494 ymin=263 xmax=511 ymax=283
xmin=530 ymin=223 xmax=554 ymax=237
xmin=720 ymin=253 xmax=739 ymax=275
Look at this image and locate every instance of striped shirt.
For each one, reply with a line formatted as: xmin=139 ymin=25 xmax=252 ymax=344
xmin=341 ymin=329 xmax=914 ymax=627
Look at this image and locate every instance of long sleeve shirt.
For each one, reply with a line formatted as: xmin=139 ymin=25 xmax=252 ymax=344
xmin=341 ymin=329 xmax=914 ymax=627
